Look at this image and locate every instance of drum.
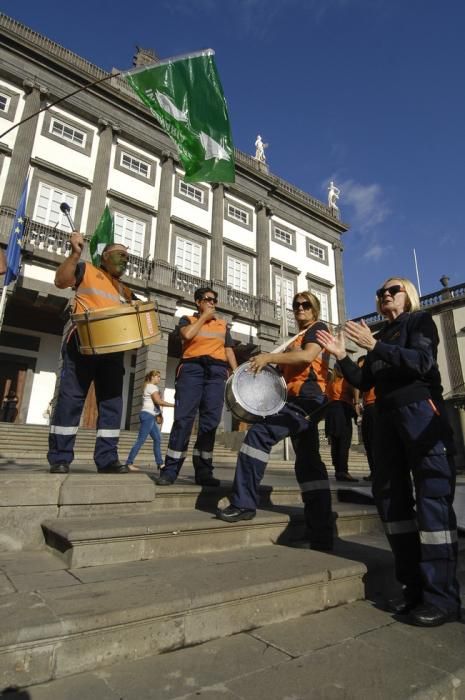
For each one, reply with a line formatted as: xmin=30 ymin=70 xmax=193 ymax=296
xmin=72 ymin=302 xmax=161 ymax=355
xmin=225 ymin=362 xmax=287 ymax=423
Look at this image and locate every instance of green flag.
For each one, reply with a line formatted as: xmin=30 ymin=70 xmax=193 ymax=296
xmin=89 ymin=206 xmax=114 ymax=266
xmin=124 ymin=50 xmax=235 ymax=183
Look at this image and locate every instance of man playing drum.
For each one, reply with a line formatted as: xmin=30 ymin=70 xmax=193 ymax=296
xmin=48 ymin=232 xmax=134 ymax=474
xmin=156 ymin=286 xmax=237 ymax=486
xmin=217 ymin=291 xmax=334 ymax=552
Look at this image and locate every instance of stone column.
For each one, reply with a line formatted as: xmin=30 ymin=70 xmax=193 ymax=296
xmin=130 ymin=292 xmax=177 ymax=429
xmin=256 ymin=201 xmax=270 ymax=298
xmin=0 ymin=80 xmax=47 ymax=237
xmin=332 ymin=240 xmax=346 ymax=324
xmin=210 ymin=183 xmax=224 ymax=281
xmin=86 ymin=120 xmax=119 ymax=235
xmin=154 ymin=152 xmax=174 ymax=261
xmin=439 ymin=309 xmax=463 ymax=398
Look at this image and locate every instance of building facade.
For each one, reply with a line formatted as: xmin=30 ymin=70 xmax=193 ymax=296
xmin=0 ymin=14 xmax=348 ymax=433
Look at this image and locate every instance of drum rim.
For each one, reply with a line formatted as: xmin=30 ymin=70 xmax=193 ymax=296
xmin=229 ymin=362 xmax=287 ymax=417
xmin=71 ymin=301 xmax=155 ymax=320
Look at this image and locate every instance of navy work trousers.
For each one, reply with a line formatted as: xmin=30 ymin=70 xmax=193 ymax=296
xmin=163 ymin=361 xmax=228 ymax=481
xmin=230 ymin=401 xmax=333 ymax=549
xmin=47 ymin=334 xmax=124 ymax=469
xmin=372 ymin=398 xmax=460 ymax=614
xmin=325 ymin=401 xmax=353 ymax=475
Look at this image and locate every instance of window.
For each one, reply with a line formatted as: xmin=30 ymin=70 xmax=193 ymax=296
xmin=179 ymin=181 xmax=203 ymax=204
xmin=227 ymin=256 xmax=249 ymax=292
xmin=50 ymin=118 xmax=86 ymax=147
xmin=114 ymin=212 xmax=145 ymax=257
xmin=274 ymin=227 xmax=292 ymax=246
xmin=275 ymin=275 xmax=295 ymax=309
xmin=33 ymin=183 xmax=77 ymax=231
xmin=175 ymin=236 xmax=202 ymax=276
xmin=307 ymin=240 xmax=328 ymax=264
xmin=0 ymin=93 xmax=9 ymax=113
xmin=272 ymin=223 xmax=296 ymax=250
xmin=227 ymin=203 xmax=249 ymax=226
xmin=311 ymin=287 xmax=330 ymax=321
xmin=120 ymin=152 xmax=150 ymax=179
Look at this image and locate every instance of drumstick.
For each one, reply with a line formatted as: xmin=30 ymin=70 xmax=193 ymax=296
xmin=60 ymin=202 xmax=83 ymax=251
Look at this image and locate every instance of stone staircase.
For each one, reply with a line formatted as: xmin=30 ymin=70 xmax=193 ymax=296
xmin=0 ymin=467 xmax=384 ymax=689
xmin=2 ymin=427 xmax=462 ymax=697
xmin=0 ymin=422 xmax=371 ymax=475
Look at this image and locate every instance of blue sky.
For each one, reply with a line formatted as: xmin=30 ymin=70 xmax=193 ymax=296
xmin=2 ymin=0 xmax=464 ymax=318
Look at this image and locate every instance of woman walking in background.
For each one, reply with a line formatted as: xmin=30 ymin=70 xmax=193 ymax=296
xmin=126 ymin=370 xmax=174 ymax=472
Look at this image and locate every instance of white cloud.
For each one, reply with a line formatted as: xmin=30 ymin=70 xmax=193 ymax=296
xmin=337 ymin=179 xmax=390 ymax=232
xmin=363 ymin=243 xmax=391 ymax=262
xmin=162 ymin=0 xmax=355 ymax=38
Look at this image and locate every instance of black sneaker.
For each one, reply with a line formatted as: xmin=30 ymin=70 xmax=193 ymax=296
xmin=216 ymin=505 xmax=256 ymax=523
xmin=156 ymin=475 xmax=175 ymax=486
xmin=49 ymin=463 xmax=69 ymax=474
xmin=97 ymin=461 xmax=129 ymax=474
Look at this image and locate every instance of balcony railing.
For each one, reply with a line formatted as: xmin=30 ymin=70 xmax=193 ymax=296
xmin=1 ymin=211 xmax=348 ymax=329
xmin=352 ymin=283 xmax=465 ymax=327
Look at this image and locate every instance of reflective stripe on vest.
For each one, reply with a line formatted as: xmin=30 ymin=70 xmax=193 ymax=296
xmin=73 ymin=263 xmax=132 ymax=313
xmin=182 ymin=316 xmax=228 ymax=362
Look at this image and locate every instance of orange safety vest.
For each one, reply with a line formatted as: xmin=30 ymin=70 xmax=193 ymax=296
xmin=280 ymin=331 xmax=329 ymax=398
xmin=182 ymin=316 xmax=228 ymax=362
xmin=326 ymin=375 xmax=354 ymax=406
xmin=73 ymin=262 xmax=133 ymax=314
xmin=362 ymin=386 xmax=376 ymax=406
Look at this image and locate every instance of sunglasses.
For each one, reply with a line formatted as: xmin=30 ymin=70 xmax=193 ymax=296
xmin=201 ymin=296 xmax=218 ymax=304
xmin=376 ymin=284 xmax=405 ymax=300
xmin=292 ymin=300 xmax=313 ymax=311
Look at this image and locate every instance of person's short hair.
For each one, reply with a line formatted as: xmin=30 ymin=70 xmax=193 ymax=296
xmin=292 ymin=290 xmax=321 ymax=321
xmin=375 ymin=276 xmax=420 ymax=315
xmin=194 ymin=287 xmax=217 ymax=302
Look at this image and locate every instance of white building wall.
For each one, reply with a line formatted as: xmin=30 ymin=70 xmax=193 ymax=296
xmin=32 ymin=108 xmax=98 ymax=181
xmin=223 ymin=222 xmax=256 ymax=254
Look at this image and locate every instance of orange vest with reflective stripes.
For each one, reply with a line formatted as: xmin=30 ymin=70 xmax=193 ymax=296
xmin=73 ymin=263 xmax=133 ymax=314
xmin=182 ymin=316 xmax=228 ymax=362
xmin=362 ymin=386 xmax=376 ymax=406
xmin=280 ymin=332 xmax=329 ymax=398
xmin=326 ymin=375 xmax=354 ymax=406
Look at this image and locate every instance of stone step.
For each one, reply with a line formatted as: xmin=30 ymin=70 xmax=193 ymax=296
xmin=0 ymin=473 xmax=376 ymax=551
xmin=42 ymin=502 xmax=382 ymax=568
xmin=15 ymin=595 xmax=465 ymax=700
xmin=0 ymin=544 xmax=366 ymax=688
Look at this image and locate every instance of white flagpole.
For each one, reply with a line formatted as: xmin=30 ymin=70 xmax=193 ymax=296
xmin=0 ymin=283 xmax=9 ymax=332
xmin=413 ymin=248 xmax=422 ymax=296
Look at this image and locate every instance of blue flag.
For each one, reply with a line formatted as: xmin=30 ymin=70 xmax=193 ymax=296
xmin=4 ymin=176 xmax=28 ymax=286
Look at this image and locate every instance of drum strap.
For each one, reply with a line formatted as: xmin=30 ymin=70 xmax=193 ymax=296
xmin=270 ymin=329 xmax=307 ymax=355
